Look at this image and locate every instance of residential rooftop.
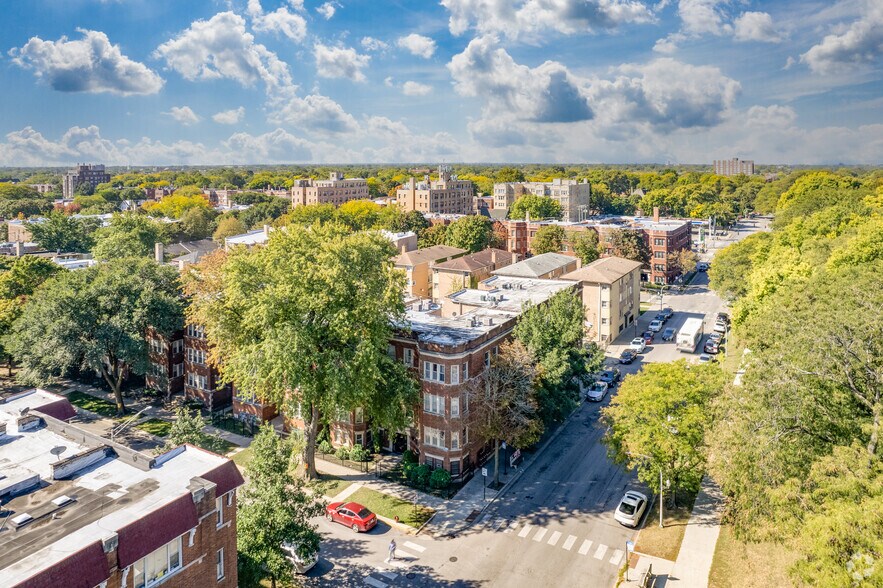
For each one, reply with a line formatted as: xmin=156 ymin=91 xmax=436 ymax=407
xmin=561 ymin=256 xmax=644 ymax=284
xmin=0 ymin=389 xmax=242 ymax=587
xmin=431 ymin=248 xmax=513 ymax=272
xmin=491 ymin=252 xmax=576 ymax=279
xmin=224 ymin=227 xmax=272 ymax=248
xmin=394 ymin=244 xmax=466 ymax=267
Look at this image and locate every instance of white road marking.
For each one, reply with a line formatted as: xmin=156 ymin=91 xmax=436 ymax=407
xmin=518 ymin=524 xmax=532 ymax=538
xmin=377 ymin=570 xmax=399 ymax=580
xmin=547 ymin=531 xmax=562 ymax=546
xmin=594 ymin=544 xmax=608 ymax=560
xmin=504 ymin=520 xmax=518 ymax=533
xmin=389 ymin=560 xmax=408 ymax=569
xmin=562 ymin=535 xmax=577 ymax=551
xmin=532 ymin=528 xmax=548 ymax=542
xmin=365 ymin=576 xmax=388 ymax=588
xmin=578 ymin=540 xmax=593 ymax=555
xmin=403 ymin=541 xmax=425 ymax=553
xmin=396 ymin=549 xmax=418 ymax=560
xmin=609 ymin=550 xmax=624 ymax=566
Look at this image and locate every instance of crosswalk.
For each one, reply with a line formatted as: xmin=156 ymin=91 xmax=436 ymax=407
xmin=477 ymin=515 xmax=627 ymax=568
xmin=362 ymin=540 xmax=429 ymax=587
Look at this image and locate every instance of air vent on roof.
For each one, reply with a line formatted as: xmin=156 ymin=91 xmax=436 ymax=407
xmin=52 ymin=495 xmax=73 ymax=507
xmin=11 ymin=513 xmax=33 ymax=527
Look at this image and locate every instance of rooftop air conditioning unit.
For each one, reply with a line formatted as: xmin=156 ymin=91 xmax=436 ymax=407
xmin=481 ymin=295 xmax=487 ymax=301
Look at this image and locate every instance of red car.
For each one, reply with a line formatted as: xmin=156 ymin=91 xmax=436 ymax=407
xmin=325 ymin=501 xmax=377 ymax=532
xmin=642 ymin=331 xmax=654 ymax=345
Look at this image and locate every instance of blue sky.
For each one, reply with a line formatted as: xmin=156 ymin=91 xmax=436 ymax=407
xmin=0 ymin=0 xmax=880 ymax=165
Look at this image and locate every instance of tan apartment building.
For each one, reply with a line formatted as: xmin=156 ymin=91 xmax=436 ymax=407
xmin=431 ymin=248 xmax=516 ymax=300
xmin=291 ymin=172 xmax=369 ymax=207
xmin=394 ymin=245 xmax=467 ymax=298
xmin=493 ymin=179 xmax=591 ymax=222
xmin=396 ymin=165 xmax=474 ymax=215
xmin=562 ymin=256 xmax=643 ymax=344
xmin=491 ymin=252 xmax=579 ymax=281
xmin=713 ymin=158 xmax=755 ymax=176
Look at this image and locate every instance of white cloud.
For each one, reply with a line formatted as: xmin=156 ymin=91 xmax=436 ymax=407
xmin=384 ymin=76 xmax=394 ymax=87
xmin=448 ymin=36 xmax=593 ymax=123
xmin=361 ymin=37 xmax=389 ymax=51
xmin=164 ymin=106 xmax=200 ymax=125
xmin=402 ymin=81 xmax=432 ymax=96
xmin=224 ymin=128 xmax=312 ymax=161
xmin=316 ymin=1 xmax=339 ymax=19
xmin=396 ymin=34 xmax=436 ymax=58
xmin=800 ymin=0 xmax=883 ymax=74
xmin=154 ymin=11 xmax=292 ymax=91
xmin=733 ymin=11 xmax=783 ymax=43
xmin=440 ymin=0 xmax=655 ymax=40
xmin=267 ymin=91 xmax=359 ymax=133
xmin=314 ymin=43 xmax=370 ymax=82
xmin=652 ymin=32 xmax=685 ymax=53
xmin=212 ymin=106 xmax=245 ymax=124
xmin=783 ymin=56 xmax=796 ymax=70
xmin=9 ymin=29 xmax=163 ymax=95
xmin=248 ymin=0 xmax=308 ymax=43
xmin=677 ymin=0 xmax=731 ymax=36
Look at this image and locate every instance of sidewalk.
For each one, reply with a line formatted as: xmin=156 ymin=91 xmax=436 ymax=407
xmin=667 ymin=477 xmax=724 ymax=587
xmin=621 ymin=554 xmax=674 ymax=588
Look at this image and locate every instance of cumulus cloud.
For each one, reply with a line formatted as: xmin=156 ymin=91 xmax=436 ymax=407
xmin=314 ymin=43 xmax=370 ymax=82
xmin=361 ymin=37 xmax=389 ymax=51
xmin=212 ymin=106 xmax=245 ymax=124
xmin=652 ymin=32 xmax=685 ymax=53
xmin=247 ymin=0 xmax=308 ymax=43
xmin=316 ymin=1 xmax=339 ymax=19
xmin=154 ymin=11 xmax=292 ymax=91
xmin=448 ymin=36 xmax=593 ymax=123
xmin=733 ymin=11 xmax=783 ymax=43
xmin=397 ymin=34 xmax=436 ymax=58
xmin=267 ymin=91 xmax=359 ymax=133
xmin=164 ymin=106 xmax=200 ymax=125
xmin=402 ymin=81 xmax=432 ymax=96
xmin=800 ymin=1 xmax=883 ymax=74
xmin=224 ymin=128 xmax=312 ymax=161
xmin=676 ymin=0 xmax=731 ymax=36
xmin=9 ymin=29 xmax=163 ymax=95
xmin=440 ymin=0 xmax=655 ymax=40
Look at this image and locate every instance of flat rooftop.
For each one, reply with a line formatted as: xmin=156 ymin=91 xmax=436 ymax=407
xmin=0 ymin=389 xmax=242 ymax=587
xmin=225 ymin=228 xmax=270 ymax=247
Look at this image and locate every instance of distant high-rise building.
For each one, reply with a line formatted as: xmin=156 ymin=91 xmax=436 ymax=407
xmin=291 ymin=171 xmax=369 ymax=207
xmin=396 ymin=165 xmax=474 ymax=215
xmin=493 ymin=179 xmax=591 ymax=222
xmin=62 ymin=163 xmax=111 ymax=198
xmin=713 ymin=158 xmax=755 ymax=176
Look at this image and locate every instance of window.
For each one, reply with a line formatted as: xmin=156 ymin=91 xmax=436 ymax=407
xmin=601 ymin=300 xmax=608 ymax=308
xmin=601 ymin=318 xmax=608 ymax=325
xmin=462 ymin=362 xmax=469 ymax=382
xmin=186 ymin=324 xmax=205 ymax=339
xmin=149 ymin=338 xmax=164 ymax=354
xmin=403 ymin=348 xmax=414 ymax=367
xmin=654 ymin=251 xmax=665 ymax=259
xmin=654 ymin=238 xmax=665 ymax=246
xmin=172 ymin=363 xmax=184 ymax=378
xmin=424 ymin=426 xmax=445 ymax=449
xmin=450 ymin=364 xmax=460 ymax=385
xmin=355 ymin=407 xmax=364 ymax=424
xmin=423 ymin=362 xmax=445 ymax=383
xmin=424 ymin=393 xmax=444 ymax=415
xmin=216 ymin=496 xmax=223 ymax=527
xmin=654 ymin=264 xmax=665 ymax=272
xmin=187 ymin=373 xmax=208 ymax=391
xmin=451 ymin=431 xmax=460 ymax=450
xmin=355 ymin=432 xmax=364 ymax=446
xmin=387 ymin=344 xmax=396 ymax=359
xmin=484 ymin=351 xmax=490 ymax=367
xmin=171 ymin=339 xmax=184 ymax=354
xmin=451 ymin=397 xmax=460 ymax=418
xmin=216 ymin=548 xmax=224 ymax=581
xmin=186 ymin=348 xmax=206 ymax=365
xmin=450 ymin=459 xmax=461 ymax=477
xmin=132 ymin=536 xmax=183 ymax=588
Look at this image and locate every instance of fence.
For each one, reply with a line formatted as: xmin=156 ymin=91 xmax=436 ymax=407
xmin=316 ymin=449 xmax=372 ymax=473
xmin=374 ymin=459 xmax=470 ymax=500
xmin=209 ymin=406 xmax=257 ymax=437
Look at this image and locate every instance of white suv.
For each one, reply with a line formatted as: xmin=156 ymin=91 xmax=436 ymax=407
xmin=629 ymin=338 xmax=646 ymax=353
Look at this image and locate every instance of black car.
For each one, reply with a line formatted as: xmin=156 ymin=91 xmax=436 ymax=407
xmin=654 ymin=313 xmax=667 ymax=323
xmin=619 ymin=350 xmax=636 ymax=364
xmin=599 ymin=369 xmax=622 ymax=386
xmin=716 ymin=312 xmax=731 ymax=324
xmin=661 ymin=308 xmax=674 ymax=320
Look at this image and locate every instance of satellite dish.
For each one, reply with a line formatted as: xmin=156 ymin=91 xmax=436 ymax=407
xmin=50 ymin=446 xmax=66 ymax=461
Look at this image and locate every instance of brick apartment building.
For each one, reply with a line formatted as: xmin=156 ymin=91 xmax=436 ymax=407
xmin=291 ymin=172 xmax=370 ymax=207
xmin=396 ymin=165 xmax=474 ymax=215
xmin=62 ymin=164 xmax=111 ymax=199
xmin=0 ymin=389 xmax=244 ymax=588
xmin=713 ymin=158 xmax=755 ymax=176
xmin=493 ymin=179 xmax=591 ymax=222
xmin=184 ymin=324 xmax=232 ymax=411
xmin=430 ymin=248 xmax=516 ymax=300
xmin=146 ymin=327 xmax=185 ymax=397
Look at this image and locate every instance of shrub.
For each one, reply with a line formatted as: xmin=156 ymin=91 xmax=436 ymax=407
xmin=401 ymin=460 xmax=417 ymax=480
xmin=318 ymin=440 xmax=333 ymax=455
xmin=410 ymin=464 xmax=431 ymax=487
xmin=402 ymin=449 xmax=417 ymax=464
xmin=334 ymin=446 xmax=350 ymax=460
xmin=429 ymin=469 xmax=452 ymax=490
xmin=350 ymin=444 xmax=370 ymax=462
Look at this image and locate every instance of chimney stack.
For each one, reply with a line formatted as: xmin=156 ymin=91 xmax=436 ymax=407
xmin=14 ymin=241 xmax=22 ymax=257
xmin=653 ymin=207 xmax=660 ymax=223
xmin=491 ymin=249 xmax=497 ymax=265
xmin=400 ymin=244 xmax=408 ymax=254
xmin=263 ymin=224 xmax=271 ymax=238
xmin=154 ymin=242 xmax=164 ymax=264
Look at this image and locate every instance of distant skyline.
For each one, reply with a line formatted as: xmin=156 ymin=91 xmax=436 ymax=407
xmin=0 ymin=0 xmax=880 ymax=166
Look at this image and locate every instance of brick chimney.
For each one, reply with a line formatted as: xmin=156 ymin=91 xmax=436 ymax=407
xmin=400 ymin=244 xmax=408 ymax=254
xmin=491 ymin=249 xmax=497 ymax=265
xmin=14 ymin=241 xmax=22 ymax=257
xmin=653 ymin=207 xmax=660 ymax=222
xmin=263 ymin=224 xmax=271 ymax=237
xmin=154 ymin=242 xmax=164 ymax=264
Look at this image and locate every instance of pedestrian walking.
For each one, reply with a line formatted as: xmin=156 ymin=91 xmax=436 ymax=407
xmin=386 ymin=539 xmax=397 ymax=563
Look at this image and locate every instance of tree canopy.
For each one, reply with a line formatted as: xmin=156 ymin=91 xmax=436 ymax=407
xmin=445 ymin=215 xmax=496 ymax=253
xmin=91 ymin=213 xmax=169 ymax=260
xmin=29 ymin=212 xmax=100 ymax=252
xmin=608 ymin=228 xmax=650 ymax=265
xmin=530 ymin=225 xmax=565 ymax=255
xmin=569 ymin=230 xmax=601 ymax=264
xmin=508 ymin=195 xmax=563 ymax=220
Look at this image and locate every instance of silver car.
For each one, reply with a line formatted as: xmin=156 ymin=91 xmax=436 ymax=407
xmin=614 ymin=491 xmax=648 ymax=528
xmin=283 ymin=542 xmax=319 ymax=575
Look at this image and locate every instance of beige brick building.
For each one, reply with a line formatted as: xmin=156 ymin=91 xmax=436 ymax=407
xmin=431 ymin=248 xmax=517 ymax=300
xmin=493 ymin=179 xmax=591 ymax=222
xmin=396 ymin=165 xmax=473 ymax=215
xmin=291 ymin=172 xmax=369 ymax=207
xmin=394 ymin=245 xmax=467 ymax=298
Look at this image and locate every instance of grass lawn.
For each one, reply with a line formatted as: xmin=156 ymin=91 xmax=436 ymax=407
xmin=634 ymin=492 xmax=696 ymax=561
xmin=66 ymin=390 xmax=120 ymax=418
xmin=231 ymin=446 xmax=254 ymax=468
xmin=345 ymin=486 xmax=434 ymax=529
xmin=709 ymin=525 xmax=797 ymax=588
xmin=215 ymin=438 xmax=237 ymax=454
xmin=134 ymin=418 xmax=172 ymax=437
xmin=312 ymin=474 xmax=354 ymax=498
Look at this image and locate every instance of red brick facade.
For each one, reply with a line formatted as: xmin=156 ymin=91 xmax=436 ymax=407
xmin=146 ymin=328 xmax=185 ymax=397
xmin=183 ymin=325 xmax=232 ymax=410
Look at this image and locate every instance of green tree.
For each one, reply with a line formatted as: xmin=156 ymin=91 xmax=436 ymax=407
xmin=179 ymin=206 xmax=218 ymax=240
xmin=569 ymin=230 xmax=600 ymax=264
xmin=29 ymin=211 xmax=100 ymax=252
xmin=7 ymin=258 xmax=184 ymax=414
xmin=707 ymin=232 xmax=772 ymax=302
xmin=671 ymin=248 xmax=699 ymax=276
xmin=417 ymin=223 xmax=448 ymax=248
xmin=239 ymin=198 xmax=291 ymax=229
xmin=184 ymin=223 xmax=419 ymax=478
xmin=514 ymin=289 xmax=603 ymax=424
xmin=468 ymin=341 xmax=543 ymax=487
xmin=143 ymin=192 xmax=211 ymax=218
xmin=530 ymin=225 xmax=565 ymax=255
xmin=508 ymin=195 xmax=563 ymax=220
xmin=279 ymin=203 xmax=337 ymax=227
xmin=608 ymin=228 xmax=650 ymax=265
xmin=445 ymin=215 xmax=494 ymax=253
xmin=602 ymin=360 xmax=726 ymax=508
xmin=91 ymin=213 xmax=169 ymax=260
xmin=213 ymin=216 xmax=247 ymax=242
xmin=496 ymin=167 xmax=525 ymax=183
xmin=337 ymin=199 xmax=381 ymax=231
xmin=238 ymin=425 xmax=323 ymax=588
xmin=163 ymin=407 xmax=226 ymax=453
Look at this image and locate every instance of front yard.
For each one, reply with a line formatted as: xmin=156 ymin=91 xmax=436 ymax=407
xmin=709 ymin=525 xmax=797 ymax=588
xmin=633 ymin=491 xmax=696 ymax=561
xmin=66 ymin=390 xmax=120 ymax=418
xmin=345 ymin=486 xmax=434 ymax=529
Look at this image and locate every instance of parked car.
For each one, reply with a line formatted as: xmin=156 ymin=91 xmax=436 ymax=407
xmin=586 ymin=381 xmax=609 ymax=402
xmin=704 ymin=340 xmax=720 ymax=354
xmin=325 ymin=501 xmax=377 ymax=533
xmin=661 ymin=308 xmax=674 ymax=320
xmin=662 ymin=327 xmax=676 ymax=341
xmin=713 ymin=320 xmax=728 ymax=333
xmin=697 ymin=262 xmax=709 ymax=271
xmin=619 ymin=350 xmax=636 ymax=364
xmin=648 ymin=319 xmax=664 ymax=332
xmin=654 ymin=313 xmax=667 ymax=323
xmin=283 ymin=542 xmax=319 ymax=575
xmin=614 ymin=491 xmax=649 ymax=528
xmin=698 ymin=353 xmax=714 ymax=364
xmin=598 ymin=369 xmax=621 ymax=386
xmin=642 ymin=331 xmax=654 ymax=345
xmin=709 ymin=332 xmax=723 ymax=343
xmin=716 ymin=312 xmax=731 ymax=324
xmin=629 ymin=338 xmax=647 ymax=353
